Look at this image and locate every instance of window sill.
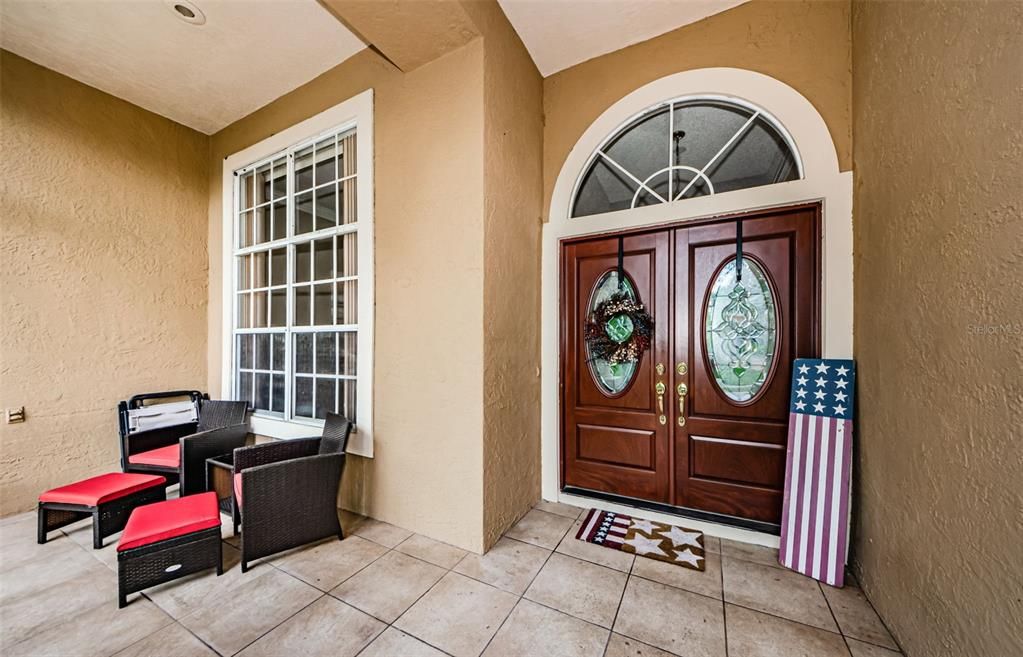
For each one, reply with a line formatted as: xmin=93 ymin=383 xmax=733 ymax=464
xmin=249 ymin=414 xmax=372 ymax=458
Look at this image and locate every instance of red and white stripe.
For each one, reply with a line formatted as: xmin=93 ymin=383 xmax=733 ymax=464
xmin=577 ymin=510 xmax=633 ymax=545
xmin=779 ymin=412 xmax=852 ymax=587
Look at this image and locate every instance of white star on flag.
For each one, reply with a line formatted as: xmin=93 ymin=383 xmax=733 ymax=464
xmin=813 ymin=402 xmax=826 ymax=412
xmin=663 ymin=526 xmax=702 ymax=548
xmin=814 ymin=390 xmax=826 ymax=400
xmin=795 ymin=400 xmax=807 ymax=410
xmin=630 ymin=518 xmax=658 ymax=535
xmin=833 ymin=405 xmax=846 ymax=415
xmin=836 ymin=366 xmax=849 ymax=376
xmin=625 ymin=534 xmax=666 ymax=557
xmin=815 ymin=377 xmax=828 ymax=387
xmin=673 ymin=548 xmax=703 ymax=568
xmin=796 ymin=388 xmax=807 ymax=398
xmin=835 ymin=379 xmax=848 ymax=389
xmin=798 ymin=364 xmax=810 ymax=374
xmin=834 ymin=391 xmax=847 ymax=402
xmin=796 ymin=376 xmax=808 ymax=386
xmin=815 ymin=363 xmax=830 ymax=374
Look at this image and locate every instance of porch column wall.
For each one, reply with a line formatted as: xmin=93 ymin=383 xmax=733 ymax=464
xmin=851 ymin=2 xmax=1023 ymax=655
xmin=208 ymin=43 xmax=490 ymax=552
xmin=464 ymin=1 xmax=545 ymax=549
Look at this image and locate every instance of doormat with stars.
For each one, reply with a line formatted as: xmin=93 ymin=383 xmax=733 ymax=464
xmin=576 ymin=509 xmax=705 ymax=571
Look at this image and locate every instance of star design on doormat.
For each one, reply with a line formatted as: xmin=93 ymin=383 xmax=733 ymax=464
xmin=625 ymin=534 xmax=666 ymax=557
xmin=664 ymin=526 xmax=702 ymax=549
xmin=630 ymin=518 xmax=658 ymax=535
xmin=674 ymin=548 xmax=703 ymax=568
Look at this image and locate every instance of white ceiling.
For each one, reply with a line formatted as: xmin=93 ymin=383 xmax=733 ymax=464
xmin=498 ymin=0 xmax=747 ymax=77
xmin=0 ymin=0 xmax=366 ymax=134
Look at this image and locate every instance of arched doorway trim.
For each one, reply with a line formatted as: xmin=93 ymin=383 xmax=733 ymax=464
xmin=540 ymin=68 xmax=853 ymax=546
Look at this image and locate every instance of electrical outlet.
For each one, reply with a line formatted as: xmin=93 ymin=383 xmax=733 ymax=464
xmin=5 ymin=407 xmax=25 ymax=424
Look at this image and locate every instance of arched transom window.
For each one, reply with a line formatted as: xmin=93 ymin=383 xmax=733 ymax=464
xmin=572 ymin=97 xmax=801 ymax=218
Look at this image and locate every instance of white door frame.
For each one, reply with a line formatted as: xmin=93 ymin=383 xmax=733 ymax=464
xmin=541 ymin=68 xmax=853 ymax=546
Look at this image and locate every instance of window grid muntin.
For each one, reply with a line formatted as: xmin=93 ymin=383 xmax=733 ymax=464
xmin=570 ymin=95 xmax=802 ymax=219
xmin=291 ymin=330 xmax=357 ymax=422
xmin=232 ymin=126 xmax=358 ymax=422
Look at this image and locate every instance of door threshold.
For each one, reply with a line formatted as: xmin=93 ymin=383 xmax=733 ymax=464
xmin=558 ymin=487 xmax=781 ymax=549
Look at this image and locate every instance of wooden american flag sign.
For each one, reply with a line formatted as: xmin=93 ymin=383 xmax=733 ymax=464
xmin=779 ymin=358 xmax=856 ymax=587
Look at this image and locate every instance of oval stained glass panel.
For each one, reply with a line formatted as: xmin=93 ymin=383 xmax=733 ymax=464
xmin=586 ymin=271 xmax=639 ymax=395
xmin=704 ymin=257 xmax=778 ymax=402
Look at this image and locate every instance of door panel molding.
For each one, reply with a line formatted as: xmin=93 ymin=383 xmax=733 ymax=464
xmin=562 ymin=231 xmax=671 ymax=503
xmin=562 ymin=203 xmax=820 ymax=526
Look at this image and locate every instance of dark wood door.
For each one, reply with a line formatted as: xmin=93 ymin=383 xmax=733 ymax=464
xmin=561 ymin=232 xmax=671 ymax=502
xmin=675 ymin=207 xmax=820 ymax=524
xmin=561 ymin=204 xmax=820 ymax=526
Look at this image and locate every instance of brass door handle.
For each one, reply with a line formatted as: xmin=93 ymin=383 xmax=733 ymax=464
xmin=677 ymin=383 xmax=688 ymax=427
xmin=655 ymin=381 xmax=666 ymax=424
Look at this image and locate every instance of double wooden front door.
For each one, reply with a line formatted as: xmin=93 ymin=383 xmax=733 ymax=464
xmin=561 ymin=204 xmax=820 ymax=526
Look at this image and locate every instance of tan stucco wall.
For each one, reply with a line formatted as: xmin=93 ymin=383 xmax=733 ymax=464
xmin=542 ymin=0 xmax=852 ymax=219
xmin=208 ymin=2 xmax=543 ymax=553
xmin=851 ymin=2 xmax=1023 ymax=656
xmin=208 ymin=44 xmax=491 ymax=552
xmin=0 ymin=51 xmax=210 ymax=515
xmin=463 ymin=1 xmax=544 ymax=547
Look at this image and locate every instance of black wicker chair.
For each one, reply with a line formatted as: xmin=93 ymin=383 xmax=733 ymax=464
xmin=232 ymin=412 xmax=353 ymax=572
xmin=119 ymin=392 xmax=250 ymax=496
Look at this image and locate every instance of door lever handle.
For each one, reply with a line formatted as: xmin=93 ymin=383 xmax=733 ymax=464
xmin=677 ymin=383 xmax=688 ymax=427
xmin=655 ymin=381 xmax=666 ymax=424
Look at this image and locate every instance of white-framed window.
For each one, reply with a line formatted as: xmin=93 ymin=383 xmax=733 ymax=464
xmin=221 ymin=90 xmax=373 ymax=456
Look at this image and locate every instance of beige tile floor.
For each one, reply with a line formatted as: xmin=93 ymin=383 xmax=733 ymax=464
xmin=0 ymin=499 xmax=904 ymax=657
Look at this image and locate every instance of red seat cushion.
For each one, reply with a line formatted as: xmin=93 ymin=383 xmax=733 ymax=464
xmin=233 ymin=473 xmax=242 ymax=507
xmin=117 ymin=492 xmax=221 ymax=552
xmin=128 ymin=444 xmax=180 ymax=468
xmin=39 ymin=473 xmax=166 ymax=507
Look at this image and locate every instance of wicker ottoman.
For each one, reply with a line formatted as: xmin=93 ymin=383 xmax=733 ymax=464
xmin=116 ymin=492 xmax=222 ymax=608
xmin=38 ymin=472 xmax=167 ymax=549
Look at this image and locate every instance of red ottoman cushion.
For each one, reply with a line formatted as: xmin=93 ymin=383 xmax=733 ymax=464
xmin=39 ymin=473 xmax=166 ymax=507
xmin=128 ymin=444 xmax=180 ymax=468
xmin=118 ymin=492 xmax=221 ymax=552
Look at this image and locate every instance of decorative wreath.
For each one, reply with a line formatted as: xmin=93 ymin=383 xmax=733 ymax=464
xmin=585 ymin=292 xmax=654 ymax=365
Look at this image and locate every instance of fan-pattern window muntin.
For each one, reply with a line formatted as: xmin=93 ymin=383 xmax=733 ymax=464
xmin=572 ymin=97 xmax=801 ymax=218
xmin=233 ymin=128 xmax=359 ymax=423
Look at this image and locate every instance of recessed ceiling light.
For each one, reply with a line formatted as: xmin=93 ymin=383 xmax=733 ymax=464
xmin=165 ymin=0 xmax=206 ymax=25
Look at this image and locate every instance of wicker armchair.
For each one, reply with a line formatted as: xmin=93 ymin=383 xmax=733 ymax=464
xmin=120 ymin=393 xmax=249 ymax=496
xmin=232 ymin=412 xmax=353 ymax=572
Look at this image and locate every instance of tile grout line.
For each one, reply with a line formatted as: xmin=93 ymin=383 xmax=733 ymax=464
xmin=326 ymin=550 xmax=446 ymax=623
xmin=59 ymin=519 xmax=225 ymax=657
xmin=35 ymin=508 xmax=871 ymax=657
xmin=350 ymin=520 xmax=459 ymax=656
xmin=282 ymin=536 xmax=394 ymax=594
xmin=353 ymin=532 xmax=462 ymax=657
xmin=818 ymin=580 xmax=856 ymax=657
xmin=851 ymin=578 xmax=905 ymax=654
xmin=721 ymin=539 xmax=730 ymax=657
xmin=171 ymin=518 xmax=392 ymax=656
xmin=475 ymin=515 xmax=576 ymax=657
xmin=601 ymin=549 xmax=636 ymax=656
xmin=629 ymin=562 xmax=853 ymax=639
xmin=344 ymin=512 xmax=843 ymax=655
xmin=229 ymin=591 xmax=328 ymax=656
